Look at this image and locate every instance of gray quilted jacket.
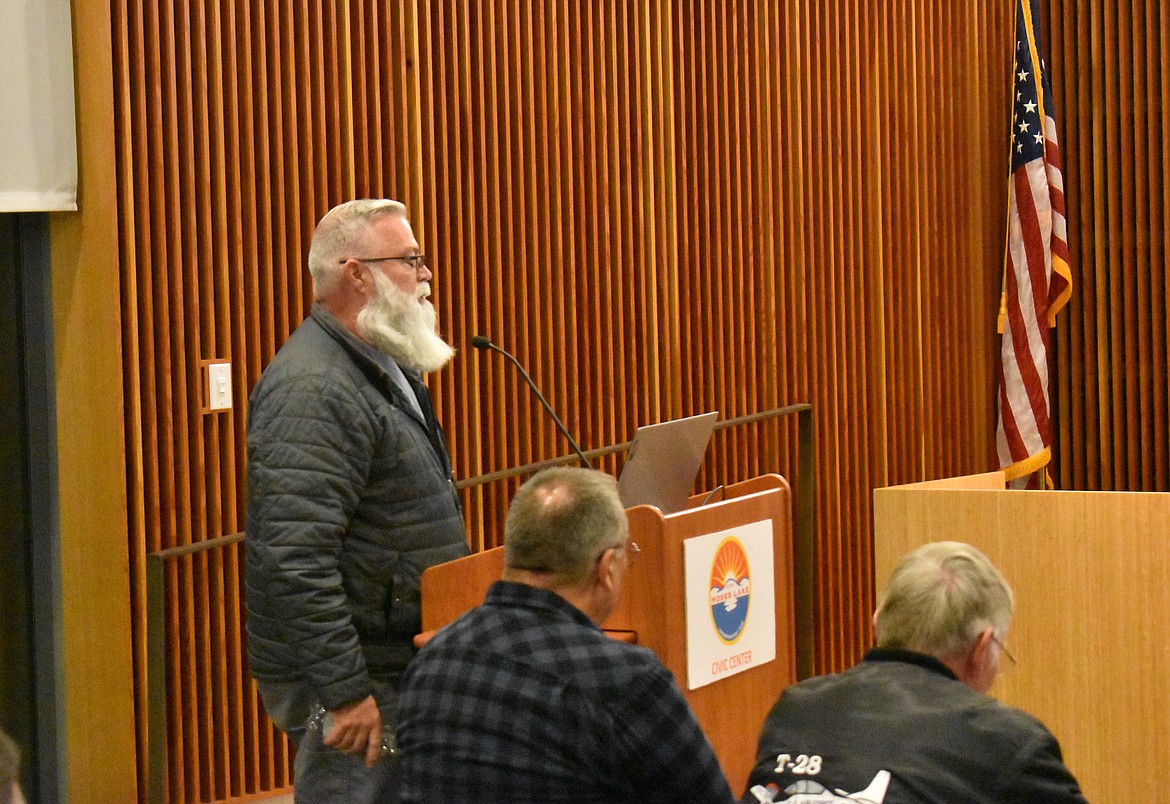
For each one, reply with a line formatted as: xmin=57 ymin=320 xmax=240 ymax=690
xmin=245 ymin=303 xmax=469 ymax=711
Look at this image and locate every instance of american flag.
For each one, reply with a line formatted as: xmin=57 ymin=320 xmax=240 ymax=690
xmin=996 ymin=0 xmax=1072 ymax=489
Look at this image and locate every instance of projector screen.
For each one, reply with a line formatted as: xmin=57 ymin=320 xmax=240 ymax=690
xmin=0 ymin=0 xmax=78 ymax=212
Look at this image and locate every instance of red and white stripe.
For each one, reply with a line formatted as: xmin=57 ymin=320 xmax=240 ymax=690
xmin=996 ymin=114 xmax=1070 ymax=485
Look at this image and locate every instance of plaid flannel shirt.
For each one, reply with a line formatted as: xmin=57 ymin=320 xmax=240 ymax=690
xmin=398 ymin=581 xmax=735 ymax=803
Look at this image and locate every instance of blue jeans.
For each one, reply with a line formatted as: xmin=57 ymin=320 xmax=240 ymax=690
xmin=258 ymin=678 xmax=400 ymax=803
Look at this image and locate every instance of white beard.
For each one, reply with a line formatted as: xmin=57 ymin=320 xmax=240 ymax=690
xmin=356 ymin=270 xmax=455 ymax=373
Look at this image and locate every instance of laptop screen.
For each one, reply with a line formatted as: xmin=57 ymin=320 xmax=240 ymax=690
xmin=616 ymin=412 xmax=719 ymax=514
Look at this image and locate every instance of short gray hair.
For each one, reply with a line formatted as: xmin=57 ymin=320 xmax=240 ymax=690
xmin=307 ymin=198 xmax=407 ymax=297
xmin=874 ymin=541 xmax=1014 ymax=659
xmin=504 ymin=467 xmax=629 ymax=585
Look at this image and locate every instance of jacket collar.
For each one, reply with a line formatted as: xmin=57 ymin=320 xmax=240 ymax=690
xmin=309 ymin=302 xmax=425 ymax=427
xmin=861 ymin=646 xmax=959 ymax=681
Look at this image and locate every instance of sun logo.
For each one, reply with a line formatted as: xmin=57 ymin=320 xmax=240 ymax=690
xmin=708 ymin=536 xmax=751 ymax=643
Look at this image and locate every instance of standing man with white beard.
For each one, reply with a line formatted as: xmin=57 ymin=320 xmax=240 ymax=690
xmin=245 ymin=199 xmax=470 ymax=802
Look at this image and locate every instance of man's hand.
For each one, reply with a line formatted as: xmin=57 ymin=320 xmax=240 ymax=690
xmin=322 ymin=695 xmax=383 ymax=768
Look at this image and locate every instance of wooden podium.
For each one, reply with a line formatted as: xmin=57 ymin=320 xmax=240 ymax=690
xmin=420 ymin=474 xmax=797 ymax=794
xmin=874 ymin=471 xmax=1170 ymax=802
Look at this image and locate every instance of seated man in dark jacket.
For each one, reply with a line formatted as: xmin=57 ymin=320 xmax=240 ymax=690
xmin=245 ymin=199 xmax=469 ymax=802
xmin=397 ymin=467 xmax=735 ymax=804
xmin=742 ymin=541 xmax=1086 ymax=804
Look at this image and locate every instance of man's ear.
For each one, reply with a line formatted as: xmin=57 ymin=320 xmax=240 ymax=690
xmin=959 ymin=628 xmax=996 ymax=692
xmin=341 ymin=258 xmax=369 ymax=291
xmin=971 ymin=628 xmax=995 ymax=664
xmin=595 ymin=547 xmax=621 ymax=593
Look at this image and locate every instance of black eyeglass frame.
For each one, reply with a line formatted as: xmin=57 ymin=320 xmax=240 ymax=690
xmin=991 ymin=633 xmax=1017 ymax=668
xmin=340 ymin=254 xmax=428 ymax=270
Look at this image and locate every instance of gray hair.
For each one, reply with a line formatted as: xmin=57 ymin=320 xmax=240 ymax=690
xmin=307 ymin=198 xmax=407 ymax=297
xmin=874 ymin=541 xmax=1014 ymax=659
xmin=504 ymin=467 xmax=629 ymax=585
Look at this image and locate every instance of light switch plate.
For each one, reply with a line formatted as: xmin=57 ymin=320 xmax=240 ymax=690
xmin=207 ymin=362 xmax=232 ymax=411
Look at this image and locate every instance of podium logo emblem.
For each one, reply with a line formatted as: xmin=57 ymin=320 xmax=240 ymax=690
xmin=708 ymin=536 xmax=751 ymax=643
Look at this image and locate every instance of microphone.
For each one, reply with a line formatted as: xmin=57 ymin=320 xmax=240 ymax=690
xmin=471 ymin=335 xmax=593 ymax=468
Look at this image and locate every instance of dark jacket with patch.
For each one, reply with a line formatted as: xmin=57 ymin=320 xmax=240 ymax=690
xmin=245 ymin=303 xmax=468 ymax=711
xmin=742 ymin=648 xmax=1086 ymax=804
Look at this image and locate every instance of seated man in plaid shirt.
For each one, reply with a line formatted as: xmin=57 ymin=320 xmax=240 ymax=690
xmin=396 ymin=466 xmax=735 ymax=803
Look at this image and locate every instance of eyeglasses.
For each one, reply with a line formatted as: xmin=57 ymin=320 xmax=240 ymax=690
xmin=991 ymin=633 xmax=1017 ymax=673
xmin=596 ymin=538 xmax=641 ymax=567
xmin=342 ymin=254 xmax=428 ymax=271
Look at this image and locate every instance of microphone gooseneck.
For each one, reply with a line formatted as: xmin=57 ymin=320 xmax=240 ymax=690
xmin=471 ymin=334 xmax=593 ymax=469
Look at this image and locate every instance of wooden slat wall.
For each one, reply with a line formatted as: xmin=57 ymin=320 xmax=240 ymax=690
xmin=1044 ymin=0 xmax=1170 ymax=492
xmin=108 ymin=1 xmax=1167 ymax=801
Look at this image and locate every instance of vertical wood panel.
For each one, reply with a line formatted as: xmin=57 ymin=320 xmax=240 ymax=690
xmin=110 ymin=1 xmax=1169 ymax=800
xmin=1046 ymin=0 xmax=1168 ymax=495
